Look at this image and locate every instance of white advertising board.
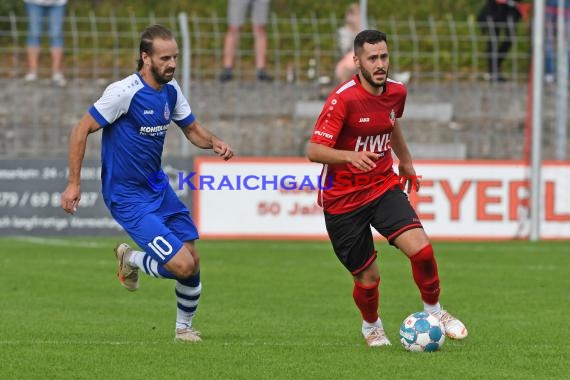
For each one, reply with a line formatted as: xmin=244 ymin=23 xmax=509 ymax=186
xmin=193 ymin=158 xmax=570 ymax=240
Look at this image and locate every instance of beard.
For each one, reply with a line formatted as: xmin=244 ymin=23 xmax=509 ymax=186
xmin=360 ymin=66 xmax=387 ymax=88
xmin=150 ymin=64 xmax=175 ymax=85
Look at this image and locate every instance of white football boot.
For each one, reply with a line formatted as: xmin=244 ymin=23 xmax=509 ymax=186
xmin=363 ymin=326 xmax=392 ymax=347
xmin=433 ymin=310 xmax=468 ymax=340
xmin=175 ymin=327 xmax=202 ymax=342
xmin=114 ymin=243 xmax=139 ymax=292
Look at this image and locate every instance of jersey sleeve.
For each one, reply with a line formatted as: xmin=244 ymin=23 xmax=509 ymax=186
xmin=309 ymin=95 xmax=347 ymax=147
xmin=89 ymin=81 xmax=134 ymax=127
xmin=169 ymin=79 xmax=196 ymax=128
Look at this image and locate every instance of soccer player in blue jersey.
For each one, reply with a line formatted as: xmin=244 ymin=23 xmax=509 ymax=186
xmin=61 ymin=25 xmax=234 ymax=342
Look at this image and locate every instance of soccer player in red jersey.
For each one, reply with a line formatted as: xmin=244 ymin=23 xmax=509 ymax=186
xmin=307 ymin=29 xmax=468 ymax=347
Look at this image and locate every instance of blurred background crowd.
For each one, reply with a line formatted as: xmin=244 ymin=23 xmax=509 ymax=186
xmin=0 ymin=0 xmax=568 ymax=161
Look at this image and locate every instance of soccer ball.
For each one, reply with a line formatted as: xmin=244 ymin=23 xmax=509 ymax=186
xmin=399 ymin=311 xmax=445 ymax=352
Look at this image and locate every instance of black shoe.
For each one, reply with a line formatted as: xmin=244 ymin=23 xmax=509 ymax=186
xmin=256 ymin=69 xmax=273 ymax=82
xmin=219 ymin=68 xmax=233 ymax=83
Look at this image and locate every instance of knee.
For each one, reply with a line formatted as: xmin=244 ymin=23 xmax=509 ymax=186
xmin=253 ymin=25 xmax=267 ymax=35
xmin=27 ymin=27 xmax=41 ymax=46
xmin=169 ymin=259 xmax=196 ymax=279
xmin=355 ymin=266 xmax=380 ymax=286
xmin=49 ymin=29 xmax=64 ymax=48
xmin=191 ymin=254 xmax=200 ymax=274
xmin=360 ymin=272 xmax=380 ymax=285
xmin=226 ymin=26 xmax=240 ymax=35
xmin=50 ymin=36 xmax=63 ymax=48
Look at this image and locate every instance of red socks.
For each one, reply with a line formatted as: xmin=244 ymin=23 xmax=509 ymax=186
xmin=409 ymin=244 xmax=440 ymax=305
xmin=352 ymin=245 xmax=440 ymax=322
xmin=353 ymin=279 xmax=380 ymax=323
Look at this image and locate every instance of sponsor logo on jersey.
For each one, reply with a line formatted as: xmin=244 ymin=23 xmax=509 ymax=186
xmin=359 ymin=117 xmax=370 ymax=123
xmin=143 ymin=109 xmax=154 ymax=115
xmin=139 ymin=124 xmax=169 ymax=136
xmin=354 ymin=132 xmax=391 ymax=152
xmin=164 ymin=102 xmax=170 ymax=120
xmin=314 ymin=130 xmax=334 ymax=140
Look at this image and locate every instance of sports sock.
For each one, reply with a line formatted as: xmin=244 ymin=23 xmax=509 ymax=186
xmin=362 ymin=318 xmax=383 ymax=335
xmin=175 ymin=271 xmax=201 ymax=329
xmin=129 ymin=250 xmax=176 ymax=279
xmin=423 ymin=302 xmax=442 ymax=315
xmin=409 ymin=244 xmax=440 ymax=305
xmin=353 ymin=279 xmax=380 ymax=324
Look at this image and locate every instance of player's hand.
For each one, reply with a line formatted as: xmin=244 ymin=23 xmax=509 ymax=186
xmin=213 ymin=138 xmax=234 ymax=161
xmin=61 ymin=184 xmax=81 ymax=214
xmin=349 ymin=151 xmax=379 ymax=172
xmin=398 ymin=163 xmax=420 ymax=193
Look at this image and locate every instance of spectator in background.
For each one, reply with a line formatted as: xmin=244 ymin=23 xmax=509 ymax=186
xmin=477 ymin=0 xmax=522 ymax=82
xmin=24 ymin=0 xmax=67 ymax=86
xmin=335 ymin=3 xmax=361 ymax=83
xmin=220 ymin=0 xmax=272 ymax=82
xmin=545 ymin=0 xmax=570 ymax=84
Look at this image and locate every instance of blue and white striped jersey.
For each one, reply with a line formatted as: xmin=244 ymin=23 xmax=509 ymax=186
xmin=89 ymin=72 xmax=195 ymax=213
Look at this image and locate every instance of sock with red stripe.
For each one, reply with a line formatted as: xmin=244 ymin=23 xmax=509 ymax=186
xmin=409 ymin=244 xmax=440 ymax=305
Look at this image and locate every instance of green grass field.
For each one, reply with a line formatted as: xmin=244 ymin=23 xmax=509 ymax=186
xmin=0 ymin=238 xmax=568 ymax=379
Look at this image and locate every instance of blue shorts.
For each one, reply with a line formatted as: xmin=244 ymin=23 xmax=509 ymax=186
xmin=109 ymin=188 xmax=199 ymax=265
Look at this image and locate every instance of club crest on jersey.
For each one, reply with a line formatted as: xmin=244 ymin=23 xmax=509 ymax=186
xmin=164 ymin=102 xmax=170 ymax=120
xmin=389 ymin=109 xmax=396 ymax=126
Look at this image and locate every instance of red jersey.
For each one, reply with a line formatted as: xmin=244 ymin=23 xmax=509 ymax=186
xmin=310 ymin=75 xmax=407 ymax=214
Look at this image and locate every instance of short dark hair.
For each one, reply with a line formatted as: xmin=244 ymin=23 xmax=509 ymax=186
xmin=137 ymin=25 xmax=174 ymax=70
xmin=354 ymin=29 xmax=388 ymax=55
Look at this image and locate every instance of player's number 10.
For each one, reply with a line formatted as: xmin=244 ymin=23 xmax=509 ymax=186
xmin=147 ymin=236 xmax=173 ymax=260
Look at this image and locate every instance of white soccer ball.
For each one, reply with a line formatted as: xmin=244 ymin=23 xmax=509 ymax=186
xmin=399 ymin=311 xmax=445 ymax=352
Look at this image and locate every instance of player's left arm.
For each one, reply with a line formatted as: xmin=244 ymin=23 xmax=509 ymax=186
xmin=391 ymin=120 xmax=420 ymax=192
xmin=182 ymin=120 xmax=234 ymax=160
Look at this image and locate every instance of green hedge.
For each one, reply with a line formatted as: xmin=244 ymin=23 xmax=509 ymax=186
xmin=2 ymin=1 xmax=531 ymax=79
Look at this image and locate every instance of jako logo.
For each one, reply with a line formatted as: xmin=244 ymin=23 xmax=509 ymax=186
xmin=144 ymin=109 xmax=154 ymax=115
xmin=359 ymin=117 xmax=370 ymax=123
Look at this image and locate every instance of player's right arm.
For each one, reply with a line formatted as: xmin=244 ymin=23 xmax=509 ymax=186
xmin=307 ymin=143 xmax=379 ymax=172
xmin=61 ymin=113 xmax=102 ymax=214
xmin=306 ymin=93 xmax=378 ymax=172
